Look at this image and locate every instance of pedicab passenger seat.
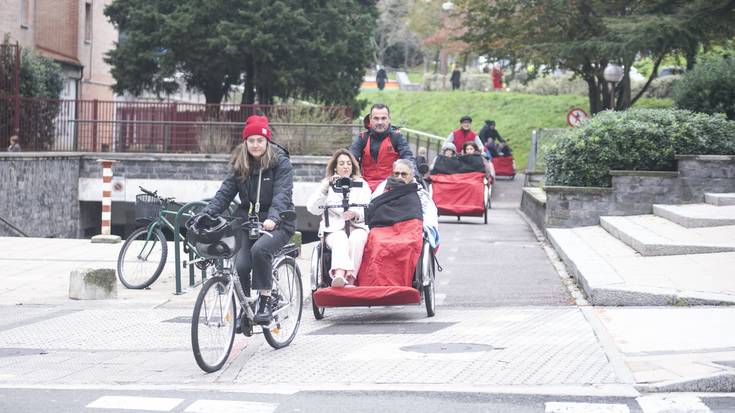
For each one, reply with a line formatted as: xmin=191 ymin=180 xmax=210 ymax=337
xmin=312 ymin=185 xmax=425 ymax=308
xmin=491 ymin=155 xmax=515 ymax=177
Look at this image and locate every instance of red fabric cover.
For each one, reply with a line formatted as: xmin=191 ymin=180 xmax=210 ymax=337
xmin=431 ymin=172 xmax=486 ymax=215
xmin=492 ymin=156 xmax=515 ymax=176
xmin=362 ymin=134 xmax=399 ymax=191
xmin=312 ymin=219 xmax=424 ymax=308
xmin=452 ymin=128 xmax=477 ymax=150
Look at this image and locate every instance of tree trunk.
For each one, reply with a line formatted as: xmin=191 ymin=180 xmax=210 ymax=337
xmin=242 ymin=55 xmax=255 ymax=105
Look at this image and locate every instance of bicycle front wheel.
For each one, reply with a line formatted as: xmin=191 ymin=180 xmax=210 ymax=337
xmin=263 ymin=257 xmax=303 ymax=349
xmin=191 ymin=276 xmax=236 ymax=373
xmin=117 ymin=226 xmax=167 ymax=289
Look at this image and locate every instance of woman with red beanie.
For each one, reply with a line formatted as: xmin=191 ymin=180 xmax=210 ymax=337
xmin=202 ymin=115 xmax=295 ymax=325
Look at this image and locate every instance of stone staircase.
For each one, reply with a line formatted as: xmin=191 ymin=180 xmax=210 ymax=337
xmin=547 ymin=193 xmax=735 ymax=306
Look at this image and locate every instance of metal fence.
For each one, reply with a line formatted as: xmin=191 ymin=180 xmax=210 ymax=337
xmin=526 ymin=128 xmax=568 ymax=172
xmin=400 ymin=127 xmax=445 ymax=164
xmin=0 ymin=97 xmax=354 ymax=154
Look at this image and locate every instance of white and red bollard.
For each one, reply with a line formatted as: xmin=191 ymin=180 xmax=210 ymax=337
xmin=91 ymin=159 xmax=121 ymax=243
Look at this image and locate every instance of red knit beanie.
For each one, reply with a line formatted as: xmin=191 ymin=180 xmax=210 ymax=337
xmin=242 ymin=115 xmax=272 ymax=141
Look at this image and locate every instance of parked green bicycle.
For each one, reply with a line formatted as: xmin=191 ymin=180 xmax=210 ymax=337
xmin=116 ymin=187 xmax=189 ymax=289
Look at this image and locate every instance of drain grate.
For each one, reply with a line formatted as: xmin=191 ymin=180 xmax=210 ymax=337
xmin=308 ymin=322 xmax=456 ymax=335
xmin=400 ymin=342 xmax=498 ymax=354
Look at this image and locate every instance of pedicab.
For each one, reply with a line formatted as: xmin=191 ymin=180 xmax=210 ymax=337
xmin=310 ymin=178 xmax=438 ymax=319
xmin=429 ymin=154 xmax=492 ymax=224
xmin=491 ymin=155 xmax=516 ymax=179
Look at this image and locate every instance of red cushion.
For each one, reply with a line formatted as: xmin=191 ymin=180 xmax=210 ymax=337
xmin=492 ymin=156 xmax=515 ymax=176
xmin=431 ymin=172 xmax=486 ymax=215
xmin=313 ymin=286 xmax=420 ymax=307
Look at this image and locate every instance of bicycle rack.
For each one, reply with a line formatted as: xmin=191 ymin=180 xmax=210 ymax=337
xmin=173 ymin=201 xmax=207 ymax=295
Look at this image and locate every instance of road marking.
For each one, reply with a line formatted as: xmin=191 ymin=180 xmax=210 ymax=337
xmin=636 ymin=395 xmax=711 ymax=413
xmin=87 ymin=396 xmax=183 ymax=411
xmin=184 ymin=400 xmax=278 ymax=413
xmin=545 ymin=402 xmax=630 ymax=413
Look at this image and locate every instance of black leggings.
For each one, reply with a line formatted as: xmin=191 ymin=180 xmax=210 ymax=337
xmin=235 ymin=227 xmax=292 ymax=292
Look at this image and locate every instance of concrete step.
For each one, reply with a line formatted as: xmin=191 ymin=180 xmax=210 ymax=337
xmin=653 ymin=204 xmax=735 ymax=228
xmin=705 ymin=193 xmax=735 ymax=206
xmin=546 ymin=225 xmax=735 ymax=306
xmin=600 ymin=215 xmax=735 ymax=256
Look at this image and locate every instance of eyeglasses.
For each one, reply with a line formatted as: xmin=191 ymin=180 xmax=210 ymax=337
xmin=392 ymin=171 xmax=410 ymax=178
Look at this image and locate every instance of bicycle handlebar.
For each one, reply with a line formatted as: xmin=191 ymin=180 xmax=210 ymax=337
xmin=139 ymin=186 xmax=176 ymax=204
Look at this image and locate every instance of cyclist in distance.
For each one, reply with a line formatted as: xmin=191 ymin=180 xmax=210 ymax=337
xmin=349 ymin=103 xmax=414 ymax=192
xmin=201 ymin=115 xmax=295 ymax=325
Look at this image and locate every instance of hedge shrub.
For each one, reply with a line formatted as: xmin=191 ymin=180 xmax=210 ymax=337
xmin=674 ymin=58 xmax=735 ymax=120
xmin=544 ymin=108 xmax=735 ymax=187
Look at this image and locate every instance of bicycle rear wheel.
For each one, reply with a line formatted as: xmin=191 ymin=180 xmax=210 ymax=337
xmin=117 ymin=226 xmax=167 ymax=289
xmin=263 ymin=257 xmax=303 ymax=349
xmin=191 ymin=276 xmax=236 ymax=373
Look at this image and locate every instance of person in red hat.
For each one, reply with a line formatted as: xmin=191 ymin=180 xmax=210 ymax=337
xmin=201 ymin=114 xmax=295 ymax=325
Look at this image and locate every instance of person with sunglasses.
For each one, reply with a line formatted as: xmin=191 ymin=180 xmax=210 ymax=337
xmin=372 ymin=159 xmax=439 ymax=248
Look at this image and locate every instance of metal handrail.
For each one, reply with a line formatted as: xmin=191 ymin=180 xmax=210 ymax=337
xmin=0 ymin=215 xmax=28 ymax=237
xmin=69 ymin=119 xmax=357 ymax=127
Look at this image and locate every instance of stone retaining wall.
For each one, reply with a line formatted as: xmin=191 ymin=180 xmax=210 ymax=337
xmin=0 ymin=154 xmax=82 ymax=237
xmin=0 ymin=153 xmax=328 ymax=237
xmin=520 ymin=155 xmax=735 ymax=229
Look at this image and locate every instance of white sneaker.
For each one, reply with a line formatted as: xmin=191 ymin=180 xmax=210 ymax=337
xmin=331 ymin=276 xmax=347 ymax=288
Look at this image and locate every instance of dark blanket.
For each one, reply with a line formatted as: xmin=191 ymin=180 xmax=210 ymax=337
xmin=430 ymin=154 xmax=485 ymax=175
xmin=366 ymin=182 xmax=423 ymax=228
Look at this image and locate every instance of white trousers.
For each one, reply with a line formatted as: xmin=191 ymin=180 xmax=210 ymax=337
xmin=325 ymin=227 xmax=368 ymax=278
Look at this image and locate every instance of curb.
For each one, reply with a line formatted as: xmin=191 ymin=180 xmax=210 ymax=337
xmin=636 ymin=372 xmax=735 ymax=393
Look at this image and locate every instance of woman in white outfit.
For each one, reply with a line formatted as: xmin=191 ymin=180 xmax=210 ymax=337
xmin=306 ymin=149 xmax=372 ymax=288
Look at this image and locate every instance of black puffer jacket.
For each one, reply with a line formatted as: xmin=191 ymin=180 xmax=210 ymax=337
xmin=203 ymin=145 xmax=295 ymax=234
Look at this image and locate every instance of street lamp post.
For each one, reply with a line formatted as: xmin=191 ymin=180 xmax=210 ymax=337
xmin=603 ymin=63 xmax=624 ymax=110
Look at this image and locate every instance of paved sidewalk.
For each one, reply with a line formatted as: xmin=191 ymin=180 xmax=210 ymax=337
xmin=1 ymin=235 xmax=734 ymax=393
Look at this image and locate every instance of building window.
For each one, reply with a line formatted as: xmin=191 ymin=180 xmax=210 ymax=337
xmin=84 ymin=2 xmax=92 ymax=43
xmin=20 ymin=0 xmax=30 ymax=28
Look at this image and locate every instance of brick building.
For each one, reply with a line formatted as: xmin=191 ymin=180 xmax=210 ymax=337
xmin=1 ymin=0 xmax=117 ymax=102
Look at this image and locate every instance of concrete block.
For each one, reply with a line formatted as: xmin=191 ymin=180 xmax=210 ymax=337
xmin=91 ymin=234 xmax=121 ymax=244
xmin=705 ymin=193 xmax=735 ymax=206
xmin=69 ymin=268 xmax=118 ymax=300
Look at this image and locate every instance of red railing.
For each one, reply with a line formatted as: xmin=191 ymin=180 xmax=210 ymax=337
xmin=0 ymin=98 xmax=353 ymax=153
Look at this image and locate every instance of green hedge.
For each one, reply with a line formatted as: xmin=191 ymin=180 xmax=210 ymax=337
xmin=544 ymin=108 xmax=735 ymax=187
xmin=674 ymin=58 xmax=735 ymax=120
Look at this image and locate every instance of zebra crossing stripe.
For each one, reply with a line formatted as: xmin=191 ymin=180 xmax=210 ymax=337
xmin=545 ymin=402 xmax=630 ymax=413
xmin=184 ymin=400 xmax=278 ymax=413
xmin=86 ymin=396 xmax=184 ymax=411
xmin=636 ymin=395 xmax=711 ymax=413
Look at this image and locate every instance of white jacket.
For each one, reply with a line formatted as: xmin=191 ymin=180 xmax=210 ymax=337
xmin=306 ymin=177 xmax=372 ymax=236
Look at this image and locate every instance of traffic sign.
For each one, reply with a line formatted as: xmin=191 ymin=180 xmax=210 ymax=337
xmin=566 ymin=108 xmax=590 ymax=128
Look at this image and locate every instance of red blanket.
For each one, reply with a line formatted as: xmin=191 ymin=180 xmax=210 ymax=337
xmin=431 ymin=172 xmax=486 ymax=215
xmin=492 ymin=156 xmax=515 ymax=176
xmin=312 ymin=219 xmax=423 ymax=307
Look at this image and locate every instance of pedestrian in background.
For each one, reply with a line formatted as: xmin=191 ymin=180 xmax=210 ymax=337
xmin=491 ymin=63 xmax=503 ymax=90
xmin=376 ymin=66 xmax=387 ymax=91
xmin=7 ymin=135 xmax=21 ymax=152
xmin=450 ymin=66 xmax=461 ymax=90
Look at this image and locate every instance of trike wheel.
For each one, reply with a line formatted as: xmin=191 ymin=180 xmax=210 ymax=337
xmin=263 ymin=257 xmax=303 ymax=349
xmin=117 ymin=226 xmax=167 ymax=289
xmin=424 ymin=283 xmax=436 ymax=317
xmin=191 ymin=276 xmax=236 ymax=373
xmin=311 ymin=292 xmax=325 ymax=320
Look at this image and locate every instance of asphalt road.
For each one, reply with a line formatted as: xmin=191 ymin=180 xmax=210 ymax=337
xmin=2 ymin=387 xmax=734 ymax=413
xmin=435 ymin=175 xmax=573 ymax=308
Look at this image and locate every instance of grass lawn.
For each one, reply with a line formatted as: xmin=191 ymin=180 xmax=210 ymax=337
xmin=358 ymin=90 xmax=673 ymax=170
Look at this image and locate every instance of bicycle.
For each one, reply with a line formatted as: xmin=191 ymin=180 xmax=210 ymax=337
xmin=116 ymin=187 xmax=184 ymax=289
xmin=116 ymin=186 xmax=239 ymax=290
xmin=190 ymin=211 xmax=303 ymax=373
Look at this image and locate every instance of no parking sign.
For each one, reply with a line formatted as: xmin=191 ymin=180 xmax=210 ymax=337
xmin=566 ymin=108 xmax=590 ymax=128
